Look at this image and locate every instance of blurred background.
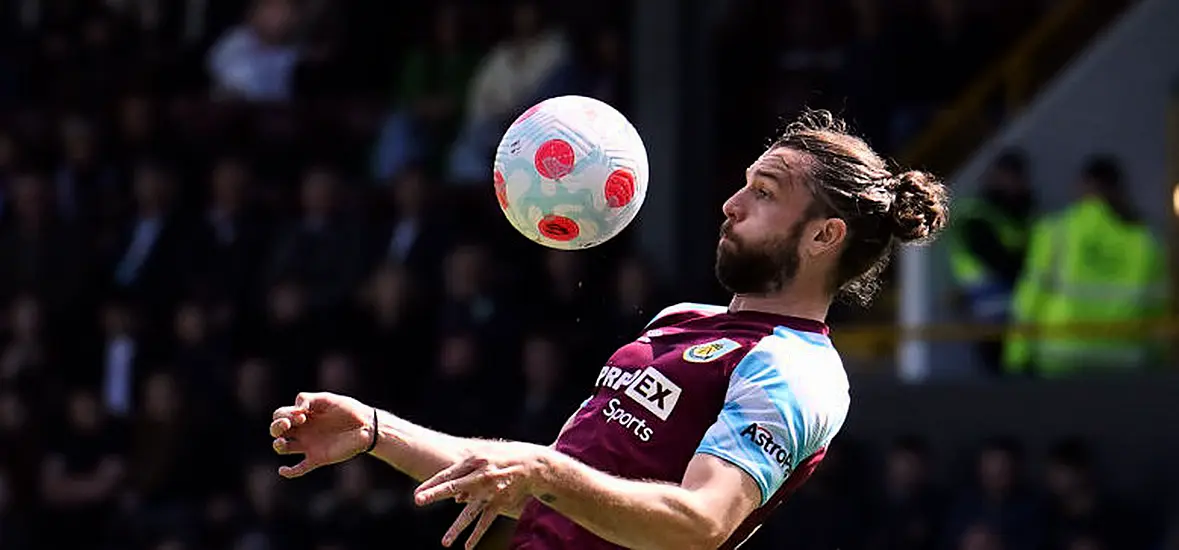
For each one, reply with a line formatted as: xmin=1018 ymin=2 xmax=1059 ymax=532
xmin=0 ymin=0 xmax=1177 ymax=549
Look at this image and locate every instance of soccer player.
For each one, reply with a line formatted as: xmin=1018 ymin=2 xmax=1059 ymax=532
xmin=268 ymin=110 xmax=949 ymax=549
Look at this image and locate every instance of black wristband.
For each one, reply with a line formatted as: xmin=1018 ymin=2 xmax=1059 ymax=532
xmin=364 ymin=407 xmax=379 ymax=454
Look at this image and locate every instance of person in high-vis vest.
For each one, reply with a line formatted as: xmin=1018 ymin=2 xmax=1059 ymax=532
xmin=948 ymin=150 xmax=1034 ymax=372
xmin=1005 ymin=156 xmax=1168 ymax=376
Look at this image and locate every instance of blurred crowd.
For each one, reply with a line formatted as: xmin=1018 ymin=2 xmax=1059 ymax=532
xmin=0 ymin=0 xmax=1169 ymax=549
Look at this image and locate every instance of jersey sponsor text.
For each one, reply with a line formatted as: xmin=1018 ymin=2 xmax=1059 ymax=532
xmin=741 ymin=423 xmax=792 ymax=471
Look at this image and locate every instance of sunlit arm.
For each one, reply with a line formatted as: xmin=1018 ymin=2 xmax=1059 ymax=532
xmin=369 ymin=409 xmax=579 ymax=519
xmin=529 ymin=450 xmax=761 ymax=550
xmin=367 ymin=410 xmax=483 ymax=483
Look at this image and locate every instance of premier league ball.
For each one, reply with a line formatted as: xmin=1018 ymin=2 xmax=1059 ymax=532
xmin=493 ymin=95 xmax=649 ymax=250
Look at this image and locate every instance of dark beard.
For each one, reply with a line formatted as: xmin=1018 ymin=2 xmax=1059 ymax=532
xmin=714 ymin=221 xmax=802 ymax=294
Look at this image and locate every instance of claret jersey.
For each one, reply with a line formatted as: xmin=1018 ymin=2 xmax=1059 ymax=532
xmin=510 ymin=303 xmax=851 ymax=549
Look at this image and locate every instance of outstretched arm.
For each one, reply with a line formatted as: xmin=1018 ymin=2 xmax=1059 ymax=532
xmin=367 ymin=409 xmax=483 ymax=483
xmin=370 ymin=408 xmax=579 ymax=482
xmin=531 ymin=450 xmax=761 ymax=550
xmin=415 ymin=445 xmax=761 ymax=550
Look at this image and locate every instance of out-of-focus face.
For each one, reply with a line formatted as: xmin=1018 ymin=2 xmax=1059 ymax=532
xmin=300 ymin=169 xmax=337 ymax=218
xmin=144 ymin=372 xmax=180 ymax=421
xmin=979 ymin=448 xmax=1016 ymax=495
xmin=511 ymin=3 xmax=540 ymax=38
xmin=716 ymin=147 xmax=816 ymax=294
xmin=251 ymin=0 xmax=295 ymax=42
xmin=211 ymin=159 xmax=248 ymax=209
xmin=522 ymin=337 xmax=561 ymax=388
xmin=134 ymin=165 xmax=171 ymax=212
xmin=68 ymin=391 xmax=101 ymax=432
xmin=886 ymin=449 xmax=925 ymax=491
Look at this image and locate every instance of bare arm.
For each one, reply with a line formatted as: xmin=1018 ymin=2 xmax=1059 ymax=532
xmin=367 ymin=409 xmax=484 ymax=483
xmin=529 ymin=451 xmax=761 ymax=550
xmin=370 ymin=406 xmax=578 ymax=480
xmin=369 ymin=408 xmax=580 ymax=521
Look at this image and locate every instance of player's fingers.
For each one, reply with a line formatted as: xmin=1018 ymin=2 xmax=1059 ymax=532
xmin=441 ymin=500 xmax=485 ymax=547
xmin=269 ymin=417 xmax=292 ymax=438
xmin=416 ymin=471 xmax=482 ymax=507
xmin=294 ymin=392 xmax=318 ymax=409
xmin=272 ymin=405 xmax=306 ymax=421
xmin=277 ymin=459 xmax=319 ymax=479
xmin=464 ymin=508 xmax=499 ymax=550
xmin=271 ymin=437 xmax=304 ymax=455
xmin=415 ymin=458 xmax=479 ymax=502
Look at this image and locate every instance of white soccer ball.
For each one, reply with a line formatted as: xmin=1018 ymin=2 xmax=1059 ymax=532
xmin=493 ymin=95 xmax=649 ymax=250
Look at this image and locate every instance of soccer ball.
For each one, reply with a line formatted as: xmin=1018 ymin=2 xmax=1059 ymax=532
xmin=492 ymin=95 xmax=649 ymax=250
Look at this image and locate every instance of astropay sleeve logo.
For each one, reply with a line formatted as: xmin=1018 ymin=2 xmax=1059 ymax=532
xmin=741 ymin=423 xmax=792 ymax=472
xmin=622 ymin=367 xmax=682 ymax=421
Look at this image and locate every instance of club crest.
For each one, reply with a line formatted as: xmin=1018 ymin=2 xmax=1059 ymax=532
xmin=683 ymin=338 xmax=742 ymax=363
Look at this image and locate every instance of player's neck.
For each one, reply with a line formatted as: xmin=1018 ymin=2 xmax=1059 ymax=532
xmin=728 ymin=283 xmax=830 ymax=323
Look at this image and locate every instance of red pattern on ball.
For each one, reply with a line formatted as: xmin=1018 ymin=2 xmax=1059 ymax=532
xmin=604 ymin=169 xmax=636 ymax=208
xmin=514 ymin=103 xmax=542 ymax=125
xmin=538 ymin=215 xmax=580 ymax=241
xmin=493 ymin=170 xmax=509 ymax=210
xmin=534 ymin=139 xmax=576 ymax=180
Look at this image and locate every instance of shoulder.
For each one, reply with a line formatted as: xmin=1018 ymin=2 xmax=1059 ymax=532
xmin=729 ymin=327 xmax=850 ymax=424
xmin=645 ymin=302 xmax=729 ymax=330
xmin=694 ymin=327 xmax=850 ymax=504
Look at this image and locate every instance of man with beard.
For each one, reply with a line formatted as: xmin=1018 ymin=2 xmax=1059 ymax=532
xmin=267 ymin=110 xmax=950 ymax=550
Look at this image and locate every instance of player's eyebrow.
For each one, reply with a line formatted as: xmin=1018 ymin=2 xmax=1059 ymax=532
xmin=747 ymin=155 xmax=792 ymax=187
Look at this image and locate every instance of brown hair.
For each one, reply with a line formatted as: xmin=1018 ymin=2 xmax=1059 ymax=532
xmin=772 ymin=109 xmax=949 ymax=306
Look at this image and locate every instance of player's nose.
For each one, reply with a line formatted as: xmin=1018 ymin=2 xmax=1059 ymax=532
xmin=721 ymin=190 xmax=742 ymax=221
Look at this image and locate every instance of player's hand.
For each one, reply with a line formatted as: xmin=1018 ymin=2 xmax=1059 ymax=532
xmin=414 ymin=442 xmax=547 ymax=549
xmin=269 ymin=392 xmax=374 ymax=479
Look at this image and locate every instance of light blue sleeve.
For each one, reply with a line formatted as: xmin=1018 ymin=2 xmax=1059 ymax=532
xmin=694 ymin=348 xmax=808 ymax=506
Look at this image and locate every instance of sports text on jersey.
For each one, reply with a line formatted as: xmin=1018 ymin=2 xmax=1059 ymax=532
xmin=741 ymin=423 xmax=792 ymax=471
xmin=602 ymin=398 xmax=654 ymax=441
xmin=595 ymin=366 xmax=682 ymax=421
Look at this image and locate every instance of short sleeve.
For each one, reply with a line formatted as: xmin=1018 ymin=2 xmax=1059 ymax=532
xmin=694 ymin=348 xmax=809 ymax=505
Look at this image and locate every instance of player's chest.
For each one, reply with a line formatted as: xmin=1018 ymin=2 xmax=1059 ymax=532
xmin=590 ymin=327 xmax=748 ymax=421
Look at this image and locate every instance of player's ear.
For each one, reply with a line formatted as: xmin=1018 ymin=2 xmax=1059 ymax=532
xmin=806 ymin=217 xmax=846 ymax=257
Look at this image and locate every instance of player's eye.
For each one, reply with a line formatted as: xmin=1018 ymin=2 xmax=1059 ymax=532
xmin=754 ymin=187 xmax=773 ymax=200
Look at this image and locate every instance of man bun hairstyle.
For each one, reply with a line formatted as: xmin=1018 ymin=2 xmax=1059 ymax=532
xmin=889 ymin=170 xmax=949 ymax=243
xmin=771 ymin=109 xmax=949 ymax=306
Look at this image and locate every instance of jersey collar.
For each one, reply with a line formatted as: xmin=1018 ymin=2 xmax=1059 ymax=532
xmin=728 ymin=310 xmax=830 ymax=336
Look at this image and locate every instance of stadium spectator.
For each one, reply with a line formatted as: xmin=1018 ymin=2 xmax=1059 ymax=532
xmin=109 ymin=159 xmax=191 ymax=326
xmin=1004 ymin=156 xmax=1169 ymax=376
xmin=943 ymin=438 xmax=1043 ymax=550
xmin=865 ymin=436 xmax=946 ymax=550
xmin=371 ymin=167 xmax=451 ymax=289
xmin=352 ymin=262 xmax=432 ymax=409
xmin=508 ymin=331 xmax=576 ymax=444
xmin=415 ymin=331 xmax=495 ymax=437
xmin=947 ymin=149 xmax=1035 ymax=374
xmin=447 ymin=1 xmax=568 ymax=182
xmin=0 ymin=173 xmax=90 ymax=320
xmin=126 ymin=371 xmax=198 ymax=542
xmin=372 ymin=4 xmax=476 ymax=181
xmin=207 ymin=0 xmax=301 ymax=102
xmin=266 ymin=165 xmax=367 ymax=313
xmin=0 ymin=466 xmax=27 ymax=547
xmin=1041 ymin=438 xmax=1133 ymax=550
xmin=40 ymin=389 xmax=127 ymax=548
xmin=96 ymin=300 xmax=147 ymax=418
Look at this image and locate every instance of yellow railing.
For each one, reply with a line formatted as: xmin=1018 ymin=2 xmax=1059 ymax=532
xmin=831 ymin=319 xmax=1179 ymax=354
xmin=899 ymin=0 xmax=1128 ymax=174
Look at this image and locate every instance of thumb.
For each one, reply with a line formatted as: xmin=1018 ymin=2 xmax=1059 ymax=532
xmin=278 ymin=459 xmax=319 ymax=479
